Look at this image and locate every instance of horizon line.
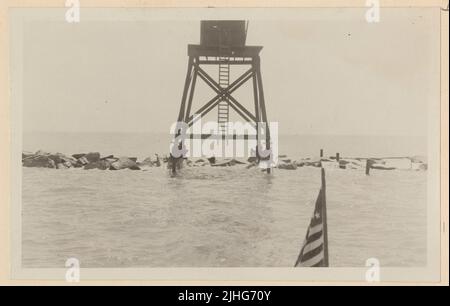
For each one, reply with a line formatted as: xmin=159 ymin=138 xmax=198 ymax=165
xmin=23 ymin=130 xmax=427 ymax=138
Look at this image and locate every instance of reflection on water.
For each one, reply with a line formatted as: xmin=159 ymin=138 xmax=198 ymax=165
xmin=22 ymin=166 xmax=426 ymax=268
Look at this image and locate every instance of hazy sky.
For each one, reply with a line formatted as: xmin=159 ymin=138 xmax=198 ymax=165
xmin=21 ymin=8 xmax=439 ymax=136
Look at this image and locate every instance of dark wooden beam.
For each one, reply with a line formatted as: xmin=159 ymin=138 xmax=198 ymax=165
xmin=188 ymin=44 xmax=263 ymax=57
xmin=184 ymin=59 xmax=198 ymax=122
xmin=252 ymin=72 xmax=261 ymax=122
xmin=226 ymin=83 xmax=257 ymax=122
xmin=187 ymin=95 xmax=222 ymax=126
xmin=197 ymin=60 xmax=253 ymax=65
xmin=255 ymin=57 xmax=270 ymax=147
xmin=177 ymin=56 xmax=194 ymax=123
xmin=254 ymin=56 xmax=272 ymax=174
xmin=227 ymin=101 xmax=256 ymax=128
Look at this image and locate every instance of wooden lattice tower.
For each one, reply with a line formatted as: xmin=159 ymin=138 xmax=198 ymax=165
xmin=170 ymin=20 xmax=272 ymax=173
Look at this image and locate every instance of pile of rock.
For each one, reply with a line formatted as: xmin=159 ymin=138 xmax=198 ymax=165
xmin=22 ymin=151 xmax=428 ymax=172
xmin=277 ymin=158 xmax=298 ymax=170
xmin=274 ymin=156 xmax=428 ymax=172
xmin=22 ymin=151 xmax=78 ymax=169
xmin=22 ymin=151 xmax=164 ymax=171
xmin=211 ymin=158 xmax=247 ymax=167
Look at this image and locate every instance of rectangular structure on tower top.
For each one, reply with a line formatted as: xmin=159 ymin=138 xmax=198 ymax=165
xmin=200 ymin=20 xmax=247 ymax=48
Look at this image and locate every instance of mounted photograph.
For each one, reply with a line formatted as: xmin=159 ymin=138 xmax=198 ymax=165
xmin=6 ymin=5 xmax=445 ymax=284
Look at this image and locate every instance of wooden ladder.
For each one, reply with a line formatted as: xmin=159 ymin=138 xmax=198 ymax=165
xmin=217 ymin=54 xmax=230 ymax=135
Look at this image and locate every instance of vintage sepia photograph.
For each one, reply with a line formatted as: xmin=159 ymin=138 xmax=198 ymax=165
xmin=3 ymin=3 xmax=447 ymax=286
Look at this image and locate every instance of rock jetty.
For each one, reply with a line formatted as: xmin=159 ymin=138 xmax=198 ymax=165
xmin=22 ymin=151 xmax=427 ymax=172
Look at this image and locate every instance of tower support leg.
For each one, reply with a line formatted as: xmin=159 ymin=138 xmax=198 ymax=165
xmin=171 ymin=56 xmax=195 ymax=174
xmin=253 ymin=57 xmax=272 ymax=174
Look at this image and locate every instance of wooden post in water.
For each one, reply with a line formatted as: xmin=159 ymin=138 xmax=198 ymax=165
xmin=365 ymin=159 xmax=372 ymax=175
xmin=336 ymin=153 xmax=340 ymax=162
xmin=319 ymin=149 xmax=324 ymax=167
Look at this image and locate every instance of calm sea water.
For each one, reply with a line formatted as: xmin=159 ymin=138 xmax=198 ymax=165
xmin=22 ymin=133 xmax=427 ymax=268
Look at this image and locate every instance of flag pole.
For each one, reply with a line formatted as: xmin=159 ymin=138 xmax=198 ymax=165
xmin=321 ymin=167 xmax=329 ymax=267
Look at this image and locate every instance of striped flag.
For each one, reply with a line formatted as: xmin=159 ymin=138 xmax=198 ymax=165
xmin=295 ymin=168 xmax=329 ymax=267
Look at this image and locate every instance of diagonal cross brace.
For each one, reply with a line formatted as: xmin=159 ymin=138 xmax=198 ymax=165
xmin=196 ymin=71 xmax=255 ymax=125
xmin=195 ymin=65 xmax=257 ymax=123
xmin=187 ymin=66 xmax=255 ymax=126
